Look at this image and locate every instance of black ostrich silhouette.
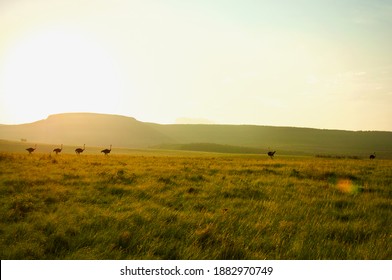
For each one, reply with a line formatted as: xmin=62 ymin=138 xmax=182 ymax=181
xmin=26 ymin=144 xmax=37 ymax=154
xmin=101 ymin=145 xmax=112 ymax=155
xmin=369 ymin=152 xmax=376 ymax=159
xmin=267 ymin=151 xmax=276 ymax=159
xmin=53 ymin=144 xmax=63 ymax=155
xmin=75 ymin=144 xmax=85 ymax=155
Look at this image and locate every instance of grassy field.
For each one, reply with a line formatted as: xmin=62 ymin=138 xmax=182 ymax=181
xmin=0 ymin=151 xmax=391 ymax=259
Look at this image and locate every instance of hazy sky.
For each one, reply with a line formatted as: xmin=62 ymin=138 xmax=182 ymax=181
xmin=0 ymin=0 xmax=391 ymax=131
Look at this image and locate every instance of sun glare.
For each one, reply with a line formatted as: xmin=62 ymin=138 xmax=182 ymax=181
xmin=0 ymin=25 xmax=125 ymax=124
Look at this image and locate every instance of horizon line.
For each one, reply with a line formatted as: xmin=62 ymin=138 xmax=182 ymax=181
xmin=0 ymin=112 xmax=391 ymax=133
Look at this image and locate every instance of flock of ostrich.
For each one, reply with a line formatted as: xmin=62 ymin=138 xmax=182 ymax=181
xmin=24 ymin=144 xmax=377 ymax=159
xmin=25 ymin=144 xmax=112 ymax=155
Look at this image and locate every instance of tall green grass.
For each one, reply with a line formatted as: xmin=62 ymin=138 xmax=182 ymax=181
xmin=0 ymin=152 xmax=391 ymax=259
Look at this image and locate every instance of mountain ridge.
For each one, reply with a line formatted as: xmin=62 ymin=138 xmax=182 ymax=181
xmin=1 ymin=113 xmax=391 ymax=157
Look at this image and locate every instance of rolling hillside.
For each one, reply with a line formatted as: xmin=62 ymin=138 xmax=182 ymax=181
xmin=0 ymin=113 xmax=173 ymax=148
xmin=0 ymin=113 xmax=391 ymax=157
xmin=149 ymin=123 xmax=392 ymax=157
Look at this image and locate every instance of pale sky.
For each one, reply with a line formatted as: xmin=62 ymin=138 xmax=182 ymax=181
xmin=0 ymin=0 xmax=391 ymax=131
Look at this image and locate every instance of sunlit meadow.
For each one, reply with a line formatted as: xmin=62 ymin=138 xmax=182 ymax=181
xmin=0 ymin=151 xmax=391 ymax=259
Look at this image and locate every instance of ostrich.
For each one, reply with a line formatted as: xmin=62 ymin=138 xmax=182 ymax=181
xmin=53 ymin=144 xmax=63 ymax=155
xmin=26 ymin=144 xmax=37 ymax=154
xmin=101 ymin=144 xmax=112 ymax=155
xmin=267 ymin=151 xmax=276 ymax=159
xmin=75 ymin=144 xmax=85 ymax=155
xmin=369 ymin=152 xmax=376 ymax=159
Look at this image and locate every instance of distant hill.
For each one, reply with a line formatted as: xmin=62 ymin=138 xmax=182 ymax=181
xmin=1 ymin=113 xmax=391 ymax=157
xmin=148 ymin=123 xmax=392 ymax=157
xmin=0 ymin=113 xmax=173 ymax=148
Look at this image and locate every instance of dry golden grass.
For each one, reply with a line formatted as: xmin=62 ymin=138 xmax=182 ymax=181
xmin=0 ymin=152 xmax=391 ymax=259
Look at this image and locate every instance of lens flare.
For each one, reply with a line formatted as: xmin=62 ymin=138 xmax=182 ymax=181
xmin=337 ymin=179 xmax=359 ymax=194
